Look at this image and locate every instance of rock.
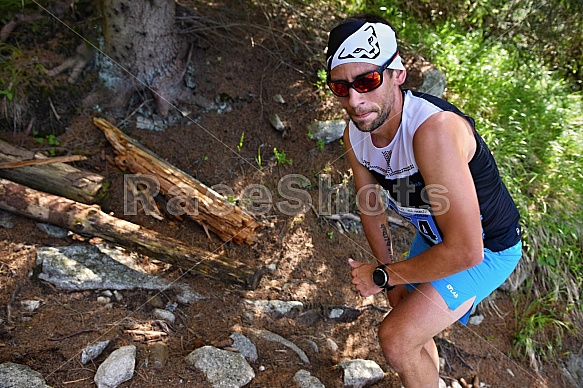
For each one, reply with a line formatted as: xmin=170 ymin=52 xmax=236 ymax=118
xmin=327 ymin=306 xmax=362 ymax=323
xmin=148 ymin=294 xmax=165 ymax=309
xmin=36 ymin=223 xmax=68 ymax=238
xmin=306 ymin=119 xmax=346 ymax=144
xmin=563 ymin=353 xmax=583 ymax=388
xmin=21 ymin=300 xmax=41 ymax=312
xmin=273 ymin=94 xmax=285 ymax=105
xmin=0 ymin=210 xmax=17 ymax=229
xmin=257 ymin=329 xmax=310 ymax=364
xmin=338 ymin=359 xmax=384 ymax=388
xmin=272 ymin=94 xmax=286 ymax=104
xmin=185 ymin=346 xmax=255 ymax=388
xmin=468 ymin=314 xmax=485 ymax=325
xmin=439 ymin=377 xmax=447 ymax=388
xmin=0 ymin=362 xmax=51 ymax=388
xmin=268 ymin=113 xmax=286 ymax=132
xmin=416 ymin=68 xmax=446 ymax=98
xmin=135 ymin=115 xmax=167 ymax=132
xmin=244 ymin=299 xmax=303 ymax=316
xmin=230 ymin=333 xmax=258 ymax=362
xmin=148 ymin=343 xmax=169 ymax=370
xmin=82 ymin=340 xmax=111 ymax=365
xmin=35 ymin=245 xmax=203 ymax=302
xmin=94 ymin=345 xmax=136 ymax=388
xmin=153 ymin=308 xmax=175 ymax=325
xmin=293 ymin=369 xmax=325 ymax=388
xmin=326 ymin=338 xmax=339 ymax=353
xmin=451 ymin=380 xmax=463 ymax=388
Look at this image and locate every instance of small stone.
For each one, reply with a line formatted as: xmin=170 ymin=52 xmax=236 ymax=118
xmin=338 ymin=359 xmax=384 ymax=388
xmin=97 ymin=296 xmax=110 ymax=304
xmin=293 ymin=369 xmax=325 ymax=388
xmin=230 ymin=333 xmax=258 ymax=362
xmin=326 ymin=338 xmax=339 ymax=352
xmin=269 ymin=113 xmax=286 ymax=131
xmin=81 ymin=340 xmax=110 ymax=364
xmin=469 ymin=314 xmax=484 ymax=325
xmin=94 ymin=345 xmax=136 ymax=388
xmin=36 ymin=223 xmax=68 ymax=238
xmin=153 ymin=308 xmax=175 ymax=324
xmin=113 ymin=290 xmax=123 ymax=301
xmin=306 ymin=119 xmax=346 ymax=144
xmin=21 ymin=300 xmax=41 ymax=313
xmin=148 ymin=295 xmax=165 ymax=309
xmin=272 ymin=94 xmax=286 ymax=104
xmin=0 ymin=211 xmax=17 ymax=229
xmin=148 ymin=343 xmax=169 ymax=370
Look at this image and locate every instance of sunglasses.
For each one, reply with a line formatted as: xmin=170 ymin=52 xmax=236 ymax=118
xmin=327 ymin=54 xmax=397 ymax=97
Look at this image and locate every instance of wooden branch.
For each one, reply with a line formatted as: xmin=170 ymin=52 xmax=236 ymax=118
xmin=0 ymin=178 xmax=264 ymax=289
xmin=0 ymin=140 xmax=108 ymax=204
xmin=0 ymin=155 xmax=87 ymax=169
xmin=93 ymin=117 xmax=260 ymax=244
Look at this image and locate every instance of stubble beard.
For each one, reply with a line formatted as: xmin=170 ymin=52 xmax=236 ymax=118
xmin=351 ymin=98 xmax=393 ymax=133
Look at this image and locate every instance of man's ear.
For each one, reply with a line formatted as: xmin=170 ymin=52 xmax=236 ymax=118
xmin=394 ymin=69 xmax=407 ymax=86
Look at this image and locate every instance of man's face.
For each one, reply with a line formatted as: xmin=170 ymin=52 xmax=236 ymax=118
xmin=329 ymin=62 xmax=396 ymax=133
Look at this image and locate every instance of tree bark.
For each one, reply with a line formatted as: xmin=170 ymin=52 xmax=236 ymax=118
xmin=0 ymin=139 xmax=109 ymax=204
xmin=0 ymin=178 xmax=263 ymax=289
xmin=98 ymin=0 xmax=192 ymax=115
xmin=93 ymin=117 xmax=260 ymax=245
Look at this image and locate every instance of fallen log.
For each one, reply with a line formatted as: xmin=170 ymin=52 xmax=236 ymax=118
xmin=92 ymin=117 xmax=260 ymax=244
xmin=0 ymin=139 xmax=108 ymax=204
xmin=0 ymin=178 xmax=264 ymax=289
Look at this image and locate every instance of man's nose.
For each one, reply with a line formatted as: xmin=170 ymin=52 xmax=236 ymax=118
xmin=347 ymin=88 xmax=365 ymax=108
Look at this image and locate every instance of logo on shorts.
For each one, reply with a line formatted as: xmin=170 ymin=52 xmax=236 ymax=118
xmin=446 ymin=284 xmax=459 ymax=299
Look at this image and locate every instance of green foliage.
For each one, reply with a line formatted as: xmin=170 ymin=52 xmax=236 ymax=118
xmin=314 ymin=68 xmax=328 ymax=91
xmin=273 ymin=147 xmax=292 ymax=165
xmin=237 ymin=132 xmax=245 ymax=153
xmin=255 ymin=146 xmax=262 ymax=170
xmin=512 ymin=288 xmax=572 ymax=370
xmin=33 ymin=131 xmax=61 ymax=156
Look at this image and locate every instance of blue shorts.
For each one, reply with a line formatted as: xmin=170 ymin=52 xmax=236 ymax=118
xmin=405 ymin=232 xmax=522 ymax=325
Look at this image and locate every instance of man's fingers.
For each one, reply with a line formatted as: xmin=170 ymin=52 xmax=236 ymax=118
xmin=347 ymin=258 xmax=362 ymax=268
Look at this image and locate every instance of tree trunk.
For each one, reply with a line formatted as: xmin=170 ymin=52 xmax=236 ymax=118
xmin=0 ymin=178 xmax=263 ymax=289
xmin=93 ymin=117 xmax=260 ymax=245
xmin=0 ymin=140 xmax=109 ymax=204
xmin=98 ymin=0 xmax=192 ymax=115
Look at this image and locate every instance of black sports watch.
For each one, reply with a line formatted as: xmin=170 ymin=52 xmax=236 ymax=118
xmin=372 ymin=264 xmax=395 ymax=291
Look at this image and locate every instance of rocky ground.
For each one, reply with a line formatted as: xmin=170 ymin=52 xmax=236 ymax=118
xmin=0 ymin=0 xmax=579 ymax=387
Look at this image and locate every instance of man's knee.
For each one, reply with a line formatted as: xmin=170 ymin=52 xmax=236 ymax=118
xmin=378 ymin=320 xmax=416 ymax=371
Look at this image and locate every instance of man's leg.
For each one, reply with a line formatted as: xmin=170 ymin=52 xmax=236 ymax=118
xmin=379 ymin=283 xmax=475 ymax=388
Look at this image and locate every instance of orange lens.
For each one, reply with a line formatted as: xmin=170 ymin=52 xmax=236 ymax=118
xmin=352 ymin=72 xmax=382 ymax=93
xmin=329 ymin=82 xmax=349 ymax=97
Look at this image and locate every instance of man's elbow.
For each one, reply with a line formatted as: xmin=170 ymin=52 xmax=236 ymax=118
xmin=462 ymin=247 xmax=484 ymax=269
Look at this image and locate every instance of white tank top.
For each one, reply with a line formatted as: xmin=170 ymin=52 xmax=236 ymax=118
xmin=349 ymin=89 xmax=440 ymax=180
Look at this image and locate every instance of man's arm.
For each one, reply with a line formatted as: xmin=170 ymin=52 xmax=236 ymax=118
xmin=343 ymin=128 xmax=394 ymax=264
xmin=344 ymin=127 xmax=412 ymax=302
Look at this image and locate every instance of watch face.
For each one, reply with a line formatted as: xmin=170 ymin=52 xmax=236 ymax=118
xmin=372 ymin=267 xmax=387 ymax=287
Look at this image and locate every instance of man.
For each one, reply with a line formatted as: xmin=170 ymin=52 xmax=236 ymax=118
xmin=326 ymin=14 xmax=522 ymax=387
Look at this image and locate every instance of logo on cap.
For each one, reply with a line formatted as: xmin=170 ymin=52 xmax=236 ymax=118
xmin=337 ymin=25 xmax=380 ymax=61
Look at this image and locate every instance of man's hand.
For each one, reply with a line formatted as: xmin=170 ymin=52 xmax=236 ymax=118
xmin=347 ymin=258 xmax=383 ymax=297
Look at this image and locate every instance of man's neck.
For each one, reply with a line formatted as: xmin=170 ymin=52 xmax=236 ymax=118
xmin=370 ymin=89 xmax=404 ymax=148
